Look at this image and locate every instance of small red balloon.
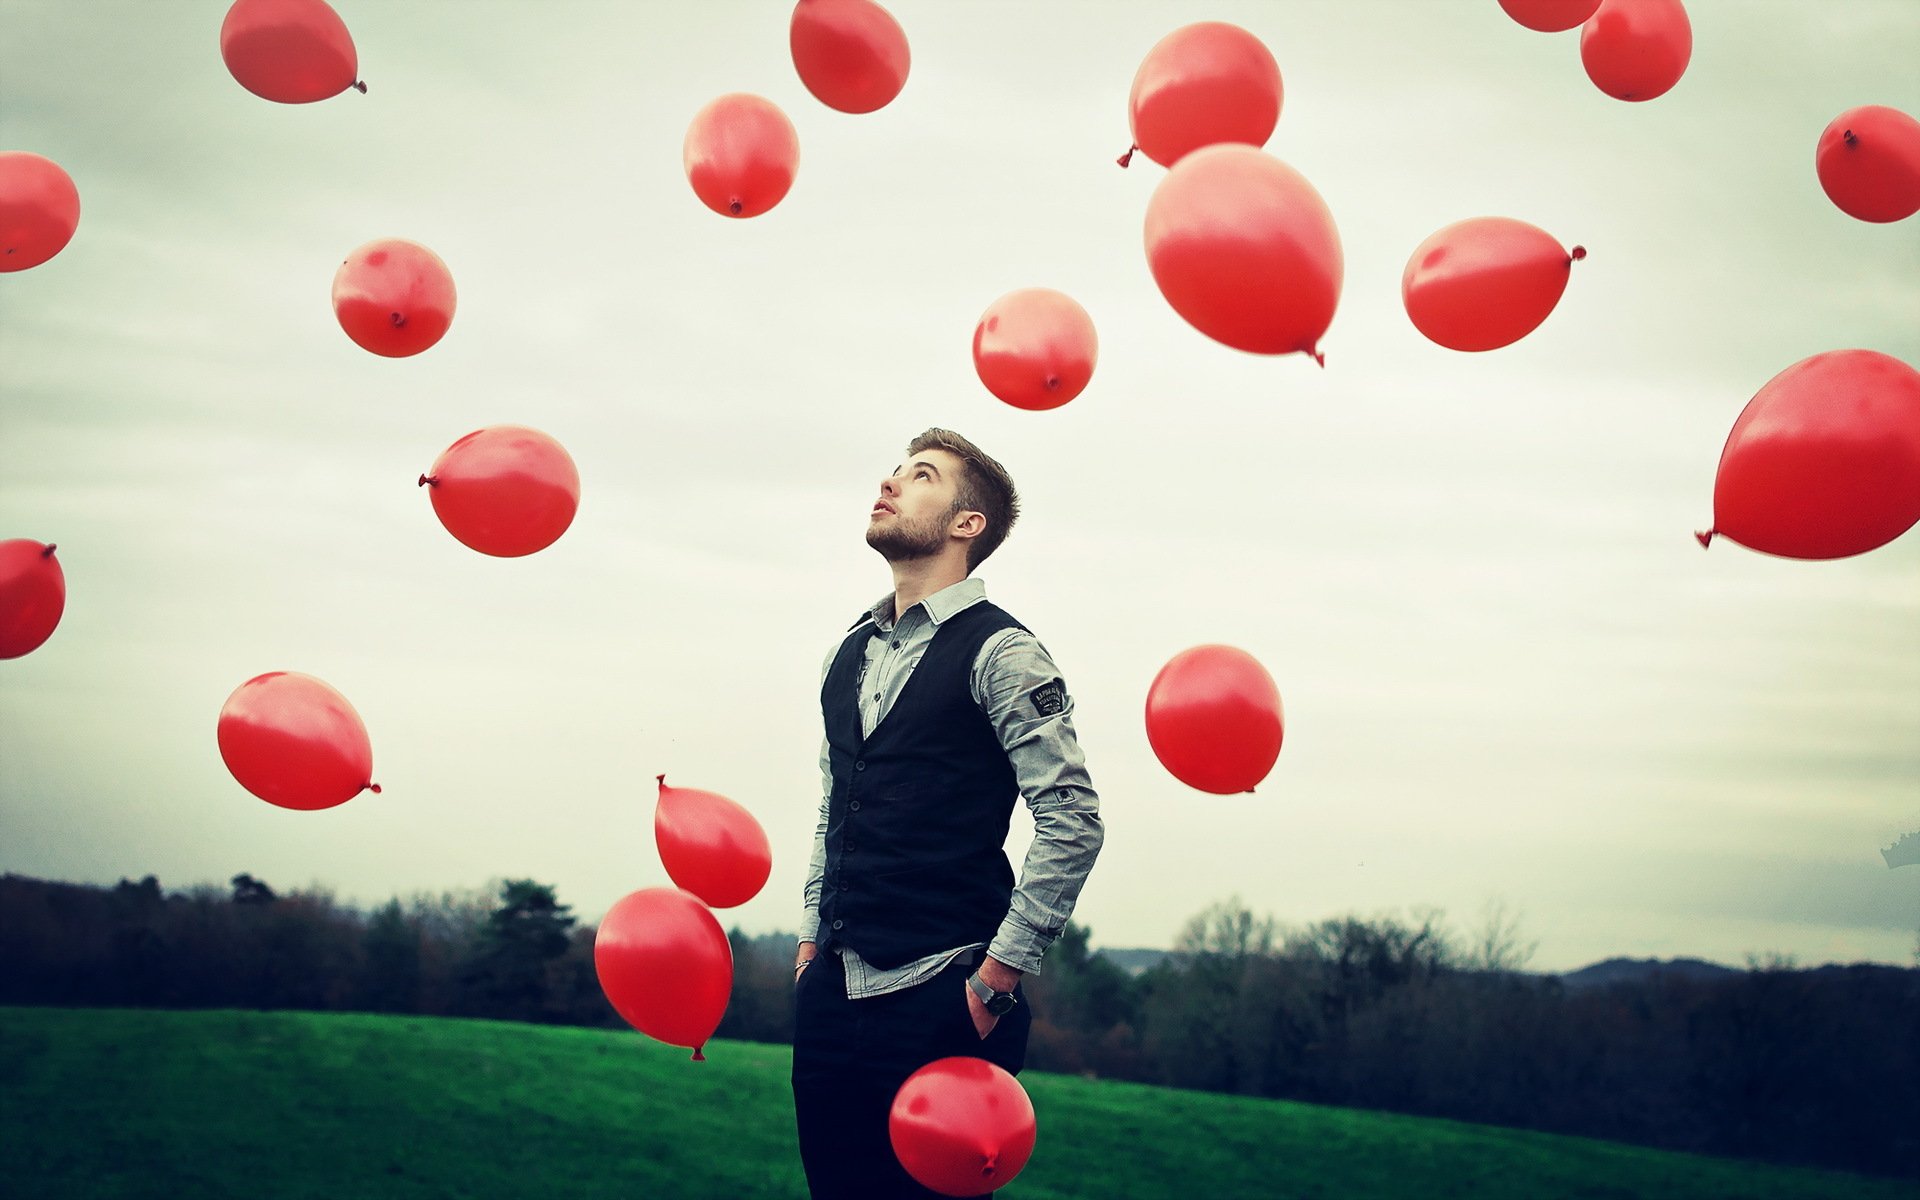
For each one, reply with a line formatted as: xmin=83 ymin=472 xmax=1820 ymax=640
xmin=654 ymin=775 xmax=773 ymax=909
xmin=0 ymin=540 xmax=65 ymax=659
xmin=1143 ymin=144 xmax=1342 ymax=360
xmin=1145 ymin=645 xmax=1284 ymax=795
xmin=594 ymin=887 xmax=733 ymax=1061
xmin=1497 ymin=0 xmax=1602 ymax=32
xmin=1124 ymin=21 xmax=1281 ymax=169
xmin=1402 ymin=218 xmax=1584 ymax=352
xmin=684 ymin=94 xmax=800 ymax=218
xmin=790 ymin=0 xmax=910 ymax=114
xmin=219 ymin=0 xmax=363 ymax=104
xmin=1580 ymin=0 xmax=1690 ymax=102
xmin=0 ymin=152 xmax=80 ymax=273
xmin=1816 ymin=105 xmax=1920 ymax=224
xmin=217 ymin=671 xmax=378 ymax=811
xmin=331 ymin=238 xmax=455 ymax=358
xmin=972 ymin=289 xmax=1098 ymax=411
xmin=1700 ymin=350 xmax=1920 ymax=560
xmin=420 ymin=425 xmax=580 ymax=558
xmin=889 ymin=1057 xmax=1037 ymax=1197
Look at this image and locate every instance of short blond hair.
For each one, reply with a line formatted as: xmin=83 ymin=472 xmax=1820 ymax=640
xmin=908 ymin=428 xmax=1020 ymax=570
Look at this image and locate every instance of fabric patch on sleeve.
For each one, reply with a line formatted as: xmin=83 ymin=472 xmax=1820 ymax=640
xmin=1028 ymin=678 xmax=1066 ymax=717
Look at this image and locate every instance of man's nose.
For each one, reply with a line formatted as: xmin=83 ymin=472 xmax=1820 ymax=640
xmin=879 ymin=475 xmax=900 ymax=497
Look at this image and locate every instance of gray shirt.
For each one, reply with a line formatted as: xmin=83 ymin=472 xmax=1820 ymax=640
xmin=799 ymin=577 xmax=1105 ymax=998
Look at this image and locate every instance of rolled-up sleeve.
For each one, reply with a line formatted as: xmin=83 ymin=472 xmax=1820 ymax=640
xmin=973 ymin=627 xmax=1105 ymax=975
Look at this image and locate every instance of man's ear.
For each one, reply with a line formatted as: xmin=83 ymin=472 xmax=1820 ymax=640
xmin=951 ymin=510 xmax=986 ymax=542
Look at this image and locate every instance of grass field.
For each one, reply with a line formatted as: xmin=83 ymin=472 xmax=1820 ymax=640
xmin=0 ymin=1007 xmax=1907 ymax=1200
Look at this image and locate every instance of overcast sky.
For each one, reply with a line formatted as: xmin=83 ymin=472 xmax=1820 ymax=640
xmin=2 ymin=0 xmax=1916 ymax=973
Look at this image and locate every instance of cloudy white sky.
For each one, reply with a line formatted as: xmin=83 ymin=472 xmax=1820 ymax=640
xmin=2 ymin=1 xmax=1916 ymax=972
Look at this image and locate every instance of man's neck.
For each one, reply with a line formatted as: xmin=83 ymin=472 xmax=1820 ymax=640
xmin=888 ymin=553 xmax=969 ymax=623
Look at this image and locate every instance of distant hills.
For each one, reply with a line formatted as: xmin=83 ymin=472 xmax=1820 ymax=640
xmin=1091 ymin=948 xmax=1907 ymax=987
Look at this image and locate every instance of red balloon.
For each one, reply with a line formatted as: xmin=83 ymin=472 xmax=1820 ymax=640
xmin=594 ymin=887 xmax=733 ymax=1060
xmin=684 ymin=94 xmax=800 ymax=218
xmin=1143 ymin=144 xmax=1342 ymax=361
xmin=1402 ymin=217 xmax=1585 ymax=352
xmin=1124 ymin=22 xmax=1281 ymax=169
xmin=1815 ymin=105 xmax=1920 ymax=224
xmin=420 ymin=425 xmax=580 ymax=558
xmin=1497 ymin=0 xmax=1602 ymax=32
xmin=1145 ymin=645 xmax=1284 ymax=795
xmin=0 ymin=539 xmax=65 ymax=659
xmin=972 ymin=289 xmax=1098 ymax=411
xmin=1700 ymin=350 xmax=1920 ymax=560
xmin=790 ymin=0 xmax=910 ymax=114
xmin=219 ymin=0 xmax=363 ymax=104
xmin=890 ymin=1056 xmax=1037 ymax=1197
xmin=331 ymin=239 xmax=455 ymax=358
xmin=0 ymin=152 xmax=80 ymax=273
xmin=1580 ymin=0 xmax=1691 ymax=102
xmin=654 ymin=775 xmax=773 ymax=909
xmin=217 ymin=671 xmax=378 ymax=810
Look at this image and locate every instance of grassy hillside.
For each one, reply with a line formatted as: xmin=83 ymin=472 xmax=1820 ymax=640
xmin=0 ymin=1008 xmax=1905 ymax=1200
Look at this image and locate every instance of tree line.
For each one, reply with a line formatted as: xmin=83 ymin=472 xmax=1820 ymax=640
xmin=2 ymin=873 xmax=1913 ymax=1179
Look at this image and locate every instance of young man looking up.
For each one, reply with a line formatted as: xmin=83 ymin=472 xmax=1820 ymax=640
xmin=791 ymin=428 xmax=1105 ymax=1200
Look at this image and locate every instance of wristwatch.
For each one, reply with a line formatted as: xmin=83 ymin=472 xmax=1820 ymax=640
xmin=966 ymin=970 xmax=1018 ymax=1016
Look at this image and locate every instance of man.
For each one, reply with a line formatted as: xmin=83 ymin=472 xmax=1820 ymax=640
xmin=791 ymin=428 xmax=1105 ymax=1200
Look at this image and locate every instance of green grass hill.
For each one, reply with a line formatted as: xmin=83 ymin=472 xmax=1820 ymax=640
xmin=1 ymin=1007 xmax=1906 ymax=1199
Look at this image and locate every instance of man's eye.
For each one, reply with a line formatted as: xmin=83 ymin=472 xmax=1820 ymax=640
xmin=915 ymin=470 xmax=930 ymax=480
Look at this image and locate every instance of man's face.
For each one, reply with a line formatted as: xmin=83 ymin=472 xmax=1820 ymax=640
xmin=867 ymin=448 xmax=966 ymax=562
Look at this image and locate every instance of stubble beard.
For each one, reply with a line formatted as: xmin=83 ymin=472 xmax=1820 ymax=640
xmin=866 ymin=511 xmax=947 ymax=563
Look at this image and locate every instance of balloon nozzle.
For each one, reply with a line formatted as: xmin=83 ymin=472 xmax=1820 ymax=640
xmin=41 ymin=543 xmax=57 ymax=558
xmin=1116 ymin=144 xmax=1137 ymax=169
xmin=729 ymin=198 xmax=743 ymax=216
xmin=691 ymin=1047 xmax=706 ymax=1062
xmin=353 ymin=80 xmax=368 ymax=95
xmin=367 ymin=782 xmax=382 ymax=795
xmin=1694 ymin=529 xmax=1715 ymax=549
xmin=1569 ymin=245 xmax=1587 ymax=262
xmin=389 ymin=311 xmax=406 ymax=328
xmin=657 ymin=773 xmax=667 ymax=787
xmin=1843 ymin=129 xmax=1857 ymax=146
xmin=418 ymin=475 xmax=437 ymax=488
xmin=1309 ymin=348 xmax=1326 ymax=368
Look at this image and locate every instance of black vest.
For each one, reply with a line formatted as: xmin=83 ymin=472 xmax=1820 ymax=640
xmin=816 ymin=600 xmax=1025 ymax=970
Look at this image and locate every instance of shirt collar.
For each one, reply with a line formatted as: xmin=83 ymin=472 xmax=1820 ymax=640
xmin=867 ymin=576 xmax=987 ymax=631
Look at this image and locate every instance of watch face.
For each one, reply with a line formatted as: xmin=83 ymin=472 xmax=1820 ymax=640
xmin=985 ymin=992 xmax=1017 ymax=1016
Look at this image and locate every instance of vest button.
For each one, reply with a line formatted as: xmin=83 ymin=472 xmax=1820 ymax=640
xmin=854 ymin=760 xmax=866 ymax=771
xmin=831 ymin=919 xmax=844 ymax=930
xmin=845 ymin=843 xmax=856 ymax=854
xmin=849 ymin=801 xmax=861 ymax=812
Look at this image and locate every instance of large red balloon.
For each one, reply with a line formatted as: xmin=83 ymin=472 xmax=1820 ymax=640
xmin=790 ymin=0 xmax=910 ymax=114
xmin=1815 ymin=105 xmax=1920 ymax=224
xmin=1497 ymin=0 xmax=1602 ymax=32
xmin=1145 ymin=645 xmax=1284 ymax=795
xmin=1143 ymin=144 xmax=1342 ymax=361
xmin=684 ymin=94 xmax=800 ymax=218
xmin=331 ymin=238 xmax=455 ymax=358
xmin=890 ymin=1057 xmax=1037 ymax=1197
xmin=0 ymin=539 xmax=65 ymax=659
xmin=594 ymin=887 xmax=733 ymax=1061
xmin=972 ymin=289 xmax=1098 ymax=411
xmin=1124 ymin=22 xmax=1281 ymax=169
xmin=217 ymin=671 xmax=378 ymax=811
xmin=1402 ymin=217 xmax=1585 ymax=352
xmin=420 ymin=425 xmax=580 ymax=558
xmin=219 ymin=0 xmax=363 ymax=104
xmin=654 ymin=775 xmax=773 ymax=909
xmin=0 ymin=152 xmax=80 ymax=273
xmin=1579 ymin=0 xmax=1691 ymax=102
xmin=1699 ymin=350 xmax=1920 ymax=560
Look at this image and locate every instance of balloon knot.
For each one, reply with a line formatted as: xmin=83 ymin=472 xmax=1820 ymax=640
xmin=1310 ymin=348 xmax=1326 ymax=368
xmin=1116 ymin=144 xmax=1136 ymax=169
xmin=353 ymin=80 xmax=368 ymax=95
xmin=656 ymin=773 xmax=667 ymax=787
xmin=982 ymin=1154 xmax=998 ymax=1175
xmin=389 ymin=311 xmax=407 ymax=328
xmin=1044 ymin=374 xmax=1060 ymax=391
xmin=1694 ymin=529 xmax=1715 ymax=549
xmin=367 ymin=782 xmax=382 ymax=795
xmin=1843 ymin=129 xmax=1857 ymax=145
xmin=729 ymin=198 xmax=743 ymax=216
xmin=41 ymin=543 xmax=57 ymax=558
xmin=691 ymin=1047 xmax=706 ymax=1062
xmin=1569 ymin=245 xmax=1587 ymax=262
xmin=417 ymin=474 xmax=437 ymax=487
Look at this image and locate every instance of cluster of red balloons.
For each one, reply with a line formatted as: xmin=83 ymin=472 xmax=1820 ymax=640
xmin=889 ymin=1056 xmax=1038 ymax=1196
xmin=592 ymin=776 xmax=773 ymax=1060
xmin=1499 ymin=0 xmax=1692 ymax=103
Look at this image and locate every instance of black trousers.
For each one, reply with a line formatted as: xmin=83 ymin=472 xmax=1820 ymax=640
xmin=791 ymin=949 xmax=1032 ymax=1200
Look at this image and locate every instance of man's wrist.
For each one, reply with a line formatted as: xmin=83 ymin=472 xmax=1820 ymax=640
xmin=975 ymin=955 xmax=1022 ymax=993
